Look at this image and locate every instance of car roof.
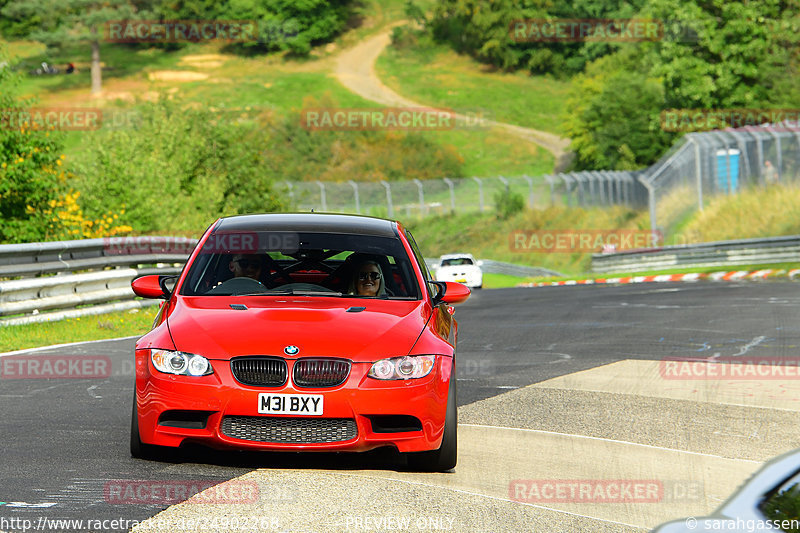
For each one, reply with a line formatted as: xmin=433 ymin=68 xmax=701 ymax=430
xmin=440 ymin=253 xmax=476 ymax=259
xmin=215 ymin=213 xmax=398 ymax=237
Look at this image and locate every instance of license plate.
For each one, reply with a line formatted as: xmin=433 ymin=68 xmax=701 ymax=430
xmin=456 ymin=278 xmax=467 ymax=283
xmin=258 ymin=393 xmax=323 ymax=416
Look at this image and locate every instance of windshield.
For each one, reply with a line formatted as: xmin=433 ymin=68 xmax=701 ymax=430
xmin=441 ymin=257 xmax=474 ymax=266
xmin=180 ymin=231 xmax=421 ymax=299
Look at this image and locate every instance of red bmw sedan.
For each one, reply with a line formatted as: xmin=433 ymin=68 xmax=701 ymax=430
xmin=130 ymin=213 xmax=470 ymax=471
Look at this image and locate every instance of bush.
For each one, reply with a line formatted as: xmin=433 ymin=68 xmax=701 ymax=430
xmin=262 ymin=95 xmax=464 ymax=182
xmin=494 ymin=188 xmax=524 ymax=220
xmin=72 ymin=99 xmax=287 ymax=234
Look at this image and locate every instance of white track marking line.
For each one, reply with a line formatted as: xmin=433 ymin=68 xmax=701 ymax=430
xmin=459 ymin=424 xmax=762 ymax=463
xmin=331 ymin=471 xmax=648 ymax=530
xmin=0 ymin=335 xmax=140 ymax=357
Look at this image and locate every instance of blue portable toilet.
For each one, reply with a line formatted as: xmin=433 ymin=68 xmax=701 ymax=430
xmin=715 ymin=148 xmax=740 ymax=193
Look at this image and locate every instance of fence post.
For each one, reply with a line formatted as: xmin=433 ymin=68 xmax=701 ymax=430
xmin=560 ymin=174 xmax=573 ymax=207
xmin=594 ymin=171 xmax=606 ymax=205
xmin=472 ymin=177 xmax=484 ymax=212
xmin=498 ymin=175 xmax=509 ymax=192
xmin=443 ymin=178 xmax=456 ymax=212
xmin=381 ymin=181 xmax=394 ymax=218
xmin=316 ymin=181 xmax=327 ymax=211
xmin=348 ymin=180 xmax=360 ymax=214
xmin=689 ymin=135 xmax=703 ymax=211
xmin=640 ymin=177 xmax=657 ymax=236
xmin=573 ymin=174 xmax=586 ymax=206
xmin=544 ymin=175 xmax=556 ymax=206
xmin=623 ymin=172 xmax=633 ymax=206
xmin=284 ymin=181 xmax=294 ymax=205
xmin=585 ymin=173 xmax=595 ymax=205
xmin=413 ymin=178 xmax=425 ymax=217
xmin=522 ymin=175 xmax=534 ymax=208
xmin=768 ymin=130 xmax=783 ymax=179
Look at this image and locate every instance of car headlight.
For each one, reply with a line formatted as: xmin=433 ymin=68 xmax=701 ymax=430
xmin=151 ymin=349 xmax=213 ymax=376
xmin=368 ymin=355 xmax=436 ymax=380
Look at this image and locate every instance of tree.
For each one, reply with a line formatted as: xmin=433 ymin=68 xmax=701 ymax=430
xmin=563 ymin=0 xmax=800 ymax=169
xmin=2 ymin=0 xmax=150 ymax=94
xmin=642 ymin=0 xmax=800 ymax=110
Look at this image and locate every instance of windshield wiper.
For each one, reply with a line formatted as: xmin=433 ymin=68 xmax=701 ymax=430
xmin=234 ymin=289 xmax=342 ymax=297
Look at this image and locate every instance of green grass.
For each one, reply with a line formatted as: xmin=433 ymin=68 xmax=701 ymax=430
xmin=481 ymin=272 xmax=535 ymax=288
xmin=0 ymin=307 xmax=157 ymax=353
xmin=376 ymin=35 xmax=571 ymax=135
xmin=424 ymin=127 xmax=554 ymax=177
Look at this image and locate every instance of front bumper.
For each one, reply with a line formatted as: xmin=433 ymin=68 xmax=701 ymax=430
xmin=134 ymin=350 xmax=451 ymax=453
xmin=436 ymin=270 xmax=482 ymax=288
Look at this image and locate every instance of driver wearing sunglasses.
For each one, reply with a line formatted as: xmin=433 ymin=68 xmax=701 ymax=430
xmin=350 ymin=259 xmax=385 ymax=297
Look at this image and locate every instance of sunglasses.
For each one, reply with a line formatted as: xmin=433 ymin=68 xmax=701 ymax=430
xmin=358 ymin=272 xmax=381 ymax=281
xmin=234 ymin=259 xmax=260 ymax=269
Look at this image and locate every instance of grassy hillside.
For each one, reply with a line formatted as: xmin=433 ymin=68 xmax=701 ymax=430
xmin=377 ymin=34 xmax=570 ymax=135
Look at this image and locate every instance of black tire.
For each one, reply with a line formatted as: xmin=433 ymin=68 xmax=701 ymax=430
xmin=130 ymin=394 xmax=158 ymax=459
xmin=406 ymin=375 xmax=457 ymax=472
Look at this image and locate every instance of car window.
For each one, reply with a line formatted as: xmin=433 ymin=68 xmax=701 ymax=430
xmin=180 ymin=231 xmax=421 ymax=299
xmin=404 ymin=229 xmax=437 ymax=299
xmin=760 ymin=468 xmax=800 ymax=531
xmin=442 ymin=258 xmax=473 ymax=266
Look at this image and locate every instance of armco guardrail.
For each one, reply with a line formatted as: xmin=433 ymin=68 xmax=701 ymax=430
xmin=592 ymin=235 xmax=800 ymax=274
xmin=0 ymin=236 xmax=196 ymax=326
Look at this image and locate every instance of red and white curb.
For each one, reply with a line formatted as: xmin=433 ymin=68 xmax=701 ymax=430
xmin=521 ymin=269 xmax=795 ymax=288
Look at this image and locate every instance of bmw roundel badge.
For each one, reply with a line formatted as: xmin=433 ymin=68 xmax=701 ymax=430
xmin=284 ymin=345 xmax=300 ymax=356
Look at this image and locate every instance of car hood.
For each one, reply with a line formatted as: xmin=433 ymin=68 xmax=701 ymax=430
xmin=166 ymin=296 xmax=429 ymax=361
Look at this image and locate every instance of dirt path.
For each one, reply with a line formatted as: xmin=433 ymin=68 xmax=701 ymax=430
xmin=334 ymin=26 xmax=572 ymax=169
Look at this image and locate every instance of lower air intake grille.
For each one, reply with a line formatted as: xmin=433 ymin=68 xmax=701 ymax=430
xmin=231 ymin=357 xmax=287 ymax=387
xmin=220 ymin=416 xmax=358 ymax=444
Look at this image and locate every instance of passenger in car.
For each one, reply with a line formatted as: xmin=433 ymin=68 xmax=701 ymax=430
xmin=349 ymin=259 xmax=386 ymax=297
xmin=228 ymin=254 xmax=263 ymax=281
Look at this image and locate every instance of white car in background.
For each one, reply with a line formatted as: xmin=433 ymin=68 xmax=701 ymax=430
xmin=433 ymin=253 xmax=483 ymax=289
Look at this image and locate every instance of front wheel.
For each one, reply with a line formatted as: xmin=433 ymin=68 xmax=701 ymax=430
xmin=130 ymin=394 xmax=159 ymax=459
xmin=406 ymin=376 xmax=457 ymax=472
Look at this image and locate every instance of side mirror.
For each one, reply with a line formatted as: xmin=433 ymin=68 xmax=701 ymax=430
xmin=431 ymin=281 xmax=471 ymax=305
xmin=132 ymin=275 xmax=175 ymax=300
xmin=477 ymin=260 xmax=484 ymax=267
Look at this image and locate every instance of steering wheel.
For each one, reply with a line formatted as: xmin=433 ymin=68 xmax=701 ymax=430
xmin=271 ymin=282 xmax=338 ymax=293
xmin=207 ymin=277 xmax=266 ymax=295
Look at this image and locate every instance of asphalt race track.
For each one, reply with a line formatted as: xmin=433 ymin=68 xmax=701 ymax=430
xmin=2 ymin=281 xmax=800 ymax=532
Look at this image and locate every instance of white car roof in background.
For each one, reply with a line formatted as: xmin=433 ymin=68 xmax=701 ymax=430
xmin=439 ymin=253 xmax=477 ymax=260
